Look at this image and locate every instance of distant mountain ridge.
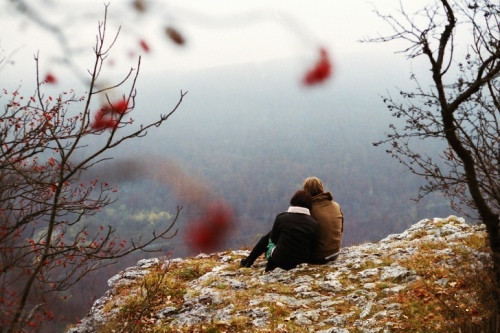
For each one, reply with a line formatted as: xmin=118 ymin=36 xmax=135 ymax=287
xmin=67 ymin=216 xmax=497 ymax=332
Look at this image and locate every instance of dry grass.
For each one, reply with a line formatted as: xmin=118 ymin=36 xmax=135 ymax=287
xmin=389 ymin=233 xmax=498 ymax=332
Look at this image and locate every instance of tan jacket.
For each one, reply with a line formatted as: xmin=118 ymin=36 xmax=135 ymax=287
xmin=310 ymin=192 xmax=344 ymax=262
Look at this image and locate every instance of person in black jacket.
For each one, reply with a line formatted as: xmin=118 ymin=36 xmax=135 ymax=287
xmin=241 ymin=190 xmax=318 ymax=272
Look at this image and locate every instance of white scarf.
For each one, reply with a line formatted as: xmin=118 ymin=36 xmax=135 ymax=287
xmin=287 ymin=206 xmax=310 ymax=215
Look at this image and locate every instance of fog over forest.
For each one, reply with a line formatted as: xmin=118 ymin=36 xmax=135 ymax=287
xmin=90 ymin=55 xmax=453 ymax=260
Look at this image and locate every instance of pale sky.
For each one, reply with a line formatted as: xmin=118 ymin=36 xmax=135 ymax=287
xmin=0 ymin=0 xmax=427 ymax=82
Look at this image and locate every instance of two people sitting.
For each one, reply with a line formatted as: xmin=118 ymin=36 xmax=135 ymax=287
xmin=241 ymin=177 xmax=344 ymax=272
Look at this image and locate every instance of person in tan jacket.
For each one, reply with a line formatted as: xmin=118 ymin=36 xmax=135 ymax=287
xmin=302 ymin=177 xmax=344 ymax=264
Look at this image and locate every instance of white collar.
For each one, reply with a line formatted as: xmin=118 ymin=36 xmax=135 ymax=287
xmin=287 ymin=206 xmax=310 ymax=215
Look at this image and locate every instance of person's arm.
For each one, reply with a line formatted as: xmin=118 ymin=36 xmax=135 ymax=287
xmin=269 ymin=215 xmax=281 ymax=244
xmin=310 ymin=220 xmax=319 ymax=257
xmin=340 ymin=206 xmax=344 ymax=233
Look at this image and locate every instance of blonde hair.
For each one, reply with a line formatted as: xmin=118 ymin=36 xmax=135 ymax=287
xmin=302 ymin=177 xmax=325 ymax=197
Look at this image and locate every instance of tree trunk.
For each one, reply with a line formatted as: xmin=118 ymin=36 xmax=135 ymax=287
xmin=484 ymin=213 xmax=500 ymax=290
xmin=483 ymin=212 xmax=500 ymax=331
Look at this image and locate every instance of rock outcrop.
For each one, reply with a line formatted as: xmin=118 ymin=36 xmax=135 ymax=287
xmin=67 ymin=216 xmax=496 ymax=332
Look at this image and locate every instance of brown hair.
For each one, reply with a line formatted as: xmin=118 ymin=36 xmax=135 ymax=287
xmin=302 ymin=177 xmax=324 ymax=197
xmin=290 ymin=190 xmax=312 ymax=210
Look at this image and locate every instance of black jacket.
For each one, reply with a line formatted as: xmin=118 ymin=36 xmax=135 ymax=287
xmin=269 ymin=210 xmax=318 ymax=270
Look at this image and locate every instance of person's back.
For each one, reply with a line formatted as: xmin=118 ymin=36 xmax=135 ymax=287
xmin=310 ymin=192 xmax=343 ymax=262
xmin=302 ymin=177 xmax=344 ymax=264
xmin=269 ymin=210 xmax=318 ymax=270
xmin=240 ymin=190 xmax=318 ymax=270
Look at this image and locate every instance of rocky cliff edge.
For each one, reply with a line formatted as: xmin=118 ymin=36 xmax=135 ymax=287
xmin=67 ymin=216 xmax=497 ymax=332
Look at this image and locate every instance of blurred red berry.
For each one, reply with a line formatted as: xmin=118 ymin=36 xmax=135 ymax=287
xmin=92 ymin=117 xmax=118 ymax=130
xmin=91 ymin=99 xmax=129 ymax=130
xmin=165 ymin=26 xmax=185 ymax=45
xmin=186 ymin=222 xmax=215 ymax=253
xmin=139 ymin=39 xmax=150 ymax=53
xmin=133 ymin=0 xmax=146 ymax=12
xmin=45 ymin=73 xmax=57 ymax=84
xmin=111 ymin=99 xmax=128 ymax=114
xmin=92 ymin=108 xmax=117 ymax=130
xmin=186 ymin=201 xmax=233 ymax=253
xmin=302 ymin=47 xmax=332 ymax=86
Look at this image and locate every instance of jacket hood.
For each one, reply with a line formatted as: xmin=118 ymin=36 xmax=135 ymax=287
xmin=312 ymin=191 xmax=334 ymax=202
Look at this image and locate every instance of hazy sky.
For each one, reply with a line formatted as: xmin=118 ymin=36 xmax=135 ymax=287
xmin=0 ymin=0 xmax=428 ymax=82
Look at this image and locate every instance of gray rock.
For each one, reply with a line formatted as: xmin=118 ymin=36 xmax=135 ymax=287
xmin=358 ymin=268 xmax=380 ymax=279
xmin=360 ymin=301 xmax=373 ymax=319
xmin=323 ymin=312 xmax=354 ymax=326
xmin=318 ymin=328 xmax=351 ymax=333
xmin=319 ymin=279 xmax=344 ymax=292
xmin=363 ymin=283 xmax=376 ymax=290
xmin=154 ymin=306 xmax=177 ymax=319
xmin=291 ymin=309 xmax=321 ymax=325
xmin=136 ymin=257 xmax=160 ymax=268
xmin=380 ymin=264 xmax=414 ymax=282
xmin=381 ymin=285 xmax=406 ymax=295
